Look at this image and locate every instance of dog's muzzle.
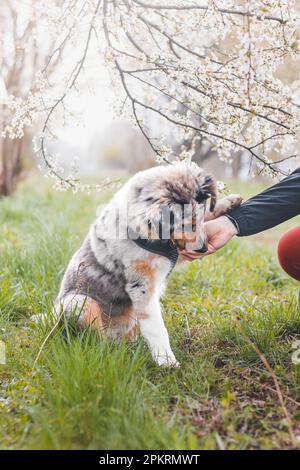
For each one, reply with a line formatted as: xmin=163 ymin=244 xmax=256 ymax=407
xmin=193 ymin=241 xmax=208 ymax=253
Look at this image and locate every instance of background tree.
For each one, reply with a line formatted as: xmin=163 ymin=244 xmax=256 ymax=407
xmin=3 ymin=0 xmax=300 ymax=192
xmin=0 ymin=0 xmax=62 ymax=195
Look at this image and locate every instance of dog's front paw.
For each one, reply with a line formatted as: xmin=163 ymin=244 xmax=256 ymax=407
xmin=213 ymin=193 xmax=243 ymax=218
xmin=155 ymin=353 xmax=180 ymax=368
xmin=225 ymin=193 xmax=243 ymax=209
xmin=30 ymin=313 xmax=49 ymax=326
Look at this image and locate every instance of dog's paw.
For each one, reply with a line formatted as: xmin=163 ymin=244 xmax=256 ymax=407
xmin=225 ymin=193 xmax=243 ymax=209
xmin=30 ymin=313 xmax=57 ymax=327
xmin=155 ymin=354 xmax=181 ymax=368
xmin=30 ymin=314 xmax=45 ymax=324
xmin=213 ymin=193 xmax=243 ymax=218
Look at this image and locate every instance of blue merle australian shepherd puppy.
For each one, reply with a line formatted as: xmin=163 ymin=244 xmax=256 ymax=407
xmin=34 ymin=163 xmax=241 ymax=367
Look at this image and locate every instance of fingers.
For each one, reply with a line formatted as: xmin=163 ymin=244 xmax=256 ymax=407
xmin=179 ymin=248 xmax=214 ymax=261
xmin=179 ymin=251 xmax=201 ymax=261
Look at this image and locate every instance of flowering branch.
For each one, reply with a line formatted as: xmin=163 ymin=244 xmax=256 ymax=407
xmin=3 ymin=0 xmax=300 ymax=191
xmin=131 ymin=0 xmax=288 ymax=24
xmin=100 ymin=0 xmax=299 ymax=176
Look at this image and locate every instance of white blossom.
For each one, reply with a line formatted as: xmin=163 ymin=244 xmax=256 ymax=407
xmin=2 ymin=0 xmax=300 ymax=191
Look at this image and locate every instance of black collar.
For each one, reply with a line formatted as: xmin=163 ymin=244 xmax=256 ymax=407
xmin=128 ymin=228 xmax=178 ymax=273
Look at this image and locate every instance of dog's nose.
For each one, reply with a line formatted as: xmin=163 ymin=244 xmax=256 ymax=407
xmin=194 ymin=242 xmax=208 ymax=253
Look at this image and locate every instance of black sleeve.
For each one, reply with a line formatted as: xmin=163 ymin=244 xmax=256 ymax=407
xmin=226 ymin=167 xmax=300 ymax=237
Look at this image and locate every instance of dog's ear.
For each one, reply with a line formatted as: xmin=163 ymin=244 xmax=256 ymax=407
xmin=196 ymin=175 xmax=217 ymax=211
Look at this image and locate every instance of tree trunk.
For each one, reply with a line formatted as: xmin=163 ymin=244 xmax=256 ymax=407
xmin=232 ymin=152 xmax=243 ymax=179
xmin=0 ymin=138 xmax=23 ymax=196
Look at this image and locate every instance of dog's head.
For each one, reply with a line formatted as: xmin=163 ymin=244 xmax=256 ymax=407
xmin=127 ymin=162 xmax=217 ymax=253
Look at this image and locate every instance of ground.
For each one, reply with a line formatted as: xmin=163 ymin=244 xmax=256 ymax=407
xmin=0 ymin=177 xmax=300 ymax=450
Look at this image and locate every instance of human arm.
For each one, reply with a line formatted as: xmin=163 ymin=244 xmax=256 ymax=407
xmin=181 ymin=167 xmax=300 ymax=261
xmin=226 ymin=167 xmax=300 ymax=236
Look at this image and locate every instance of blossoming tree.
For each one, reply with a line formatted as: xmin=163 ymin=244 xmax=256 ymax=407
xmin=0 ymin=0 xmax=63 ymax=195
xmin=2 ymin=0 xmax=300 ymax=193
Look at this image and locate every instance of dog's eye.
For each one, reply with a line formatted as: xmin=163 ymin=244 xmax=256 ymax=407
xmin=195 ymin=191 xmax=209 ymax=204
xmin=173 ymin=198 xmax=188 ymax=206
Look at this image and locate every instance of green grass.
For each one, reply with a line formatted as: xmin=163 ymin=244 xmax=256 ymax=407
xmin=0 ymin=177 xmax=300 ymax=450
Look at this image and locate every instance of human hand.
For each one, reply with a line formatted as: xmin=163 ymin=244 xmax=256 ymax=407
xmin=179 ymin=216 xmax=238 ymax=261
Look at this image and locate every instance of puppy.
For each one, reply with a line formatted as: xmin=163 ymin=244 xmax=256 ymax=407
xmin=43 ymin=163 xmax=242 ymax=366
